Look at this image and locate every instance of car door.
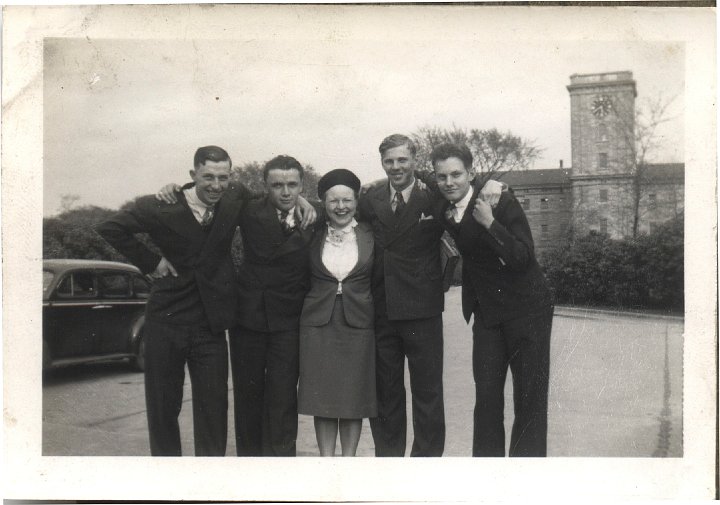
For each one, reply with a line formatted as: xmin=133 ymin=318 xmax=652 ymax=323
xmin=96 ymin=270 xmax=143 ymax=355
xmin=44 ymin=269 xmax=100 ymax=360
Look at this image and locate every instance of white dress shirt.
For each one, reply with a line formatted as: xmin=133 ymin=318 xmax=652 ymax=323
xmin=322 ymin=219 xmax=359 ymax=294
xmin=276 ymin=206 xmax=297 ymax=228
xmin=390 ymin=178 xmax=415 ymax=211
xmin=449 ymin=187 xmax=474 ymax=223
xmin=183 ymin=188 xmax=214 ymax=224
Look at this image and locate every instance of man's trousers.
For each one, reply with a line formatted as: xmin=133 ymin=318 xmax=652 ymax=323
xmin=471 ymin=305 xmax=554 ymax=457
xmin=370 ymin=315 xmax=445 ymax=457
xmin=229 ymin=326 xmax=299 ymax=456
xmin=143 ymin=320 xmax=229 ymax=456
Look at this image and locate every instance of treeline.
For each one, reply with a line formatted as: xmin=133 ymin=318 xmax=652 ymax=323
xmin=44 ymin=162 xmax=322 ymax=263
xmin=44 ymin=201 xmax=683 ymax=313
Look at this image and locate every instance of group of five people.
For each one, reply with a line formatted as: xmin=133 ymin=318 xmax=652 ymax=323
xmin=96 ymin=133 xmax=553 ymax=458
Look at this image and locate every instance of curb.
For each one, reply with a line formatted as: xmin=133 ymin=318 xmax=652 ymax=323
xmin=554 ymin=305 xmax=684 ymax=321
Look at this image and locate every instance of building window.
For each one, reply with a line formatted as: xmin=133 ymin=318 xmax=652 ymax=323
xmin=521 ymin=199 xmax=530 ymax=210
xmin=540 ymin=198 xmax=549 ymax=209
xmin=541 ymin=224 xmax=548 ymax=235
xmin=600 ymin=218 xmax=608 ymax=235
xmin=648 ymin=193 xmax=657 ymax=209
xmin=56 ymin=272 xmax=97 ymax=299
xmin=598 ymin=124 xmax=608 ymax=142
xmin=600 ymin=189 xmax=608 ymax=202
xmin=99 ymin=273 xmax=131 ymax=299
xmin=599 ymin=153 xmax=608 ymax=170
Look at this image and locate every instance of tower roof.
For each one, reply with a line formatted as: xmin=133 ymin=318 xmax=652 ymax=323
xmin=567 ymin=71 xmax=637 ymax=97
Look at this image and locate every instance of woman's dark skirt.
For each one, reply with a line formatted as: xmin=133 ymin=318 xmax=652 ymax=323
xmin=298 ymin=295 xmax=377 ymax=419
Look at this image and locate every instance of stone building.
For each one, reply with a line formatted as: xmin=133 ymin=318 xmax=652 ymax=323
xmin=490 ymin=71 xmax=684 ymax=260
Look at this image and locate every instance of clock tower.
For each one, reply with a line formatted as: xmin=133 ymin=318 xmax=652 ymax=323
xmin=567 ymin=71 xmax=638 ymax=237
xmin=567 ymin=71 xmax=636 ymax=175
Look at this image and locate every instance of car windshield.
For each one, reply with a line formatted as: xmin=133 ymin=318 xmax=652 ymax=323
xmin=43 ymin=270 xmax=55 ymax=294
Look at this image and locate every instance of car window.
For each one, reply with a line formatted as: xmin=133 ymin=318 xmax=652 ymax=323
xmin=99 ymin=272 xmax=131 ymax=298
xmin=56 ymin=271 xmax=98 ymax=298
xmin=43 ymin=270 xmax=55 ymax=295
xmin=133 ymin=275 xmax=151 ymax=299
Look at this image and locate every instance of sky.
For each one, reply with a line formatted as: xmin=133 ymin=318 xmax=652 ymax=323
xmin=43 ymin=28 xmax=685 ymax=215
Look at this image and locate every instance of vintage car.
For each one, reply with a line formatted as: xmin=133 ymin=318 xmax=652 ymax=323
xmin=43 ymin=259 xmax=150 ymax=371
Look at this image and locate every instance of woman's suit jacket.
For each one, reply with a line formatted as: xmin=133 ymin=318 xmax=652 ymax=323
xmin=299 ymin=222 xmax=375 ymax=329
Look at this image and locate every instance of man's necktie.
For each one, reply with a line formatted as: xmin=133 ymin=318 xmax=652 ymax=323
xmin=280 ymin=210 xmax=293 ymax=235
xmin=444 ymin=203 xmax=457 ymax=223
xmin=394 ymin=191 xmax=406 ymax=216
xmin=200 ymin=205 xmax=215 ymax=227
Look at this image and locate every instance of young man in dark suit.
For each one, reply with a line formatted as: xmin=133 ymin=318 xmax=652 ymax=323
xmin=154 ymin=155 xmax=319 ymax=457
xmin=358 ymin=134 xmax=504 ymax=457
xmin=96 ymin=145 xmax=247 ymax=456
xmin=229 ymin=155 xmax=321 ymax=457
xmin=430 ymin=142 xmax=554 ymax=457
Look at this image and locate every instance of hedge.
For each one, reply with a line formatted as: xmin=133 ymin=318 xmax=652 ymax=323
xmin=542 ymin=215 xmax=683 ymax=311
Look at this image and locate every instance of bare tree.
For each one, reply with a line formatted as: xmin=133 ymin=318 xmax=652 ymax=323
xmin=615 ymin=93 xmax=677 ymax=237
xmin=411 ymin=125 xmax=543 ymax=183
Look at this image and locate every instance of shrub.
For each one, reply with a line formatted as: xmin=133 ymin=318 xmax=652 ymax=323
xmin=542 ymin=215 xmax=683 ymax=311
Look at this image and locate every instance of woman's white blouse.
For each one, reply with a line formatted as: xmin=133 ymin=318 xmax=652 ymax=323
xmin=322 ymin=219 xmax=359 ymax=294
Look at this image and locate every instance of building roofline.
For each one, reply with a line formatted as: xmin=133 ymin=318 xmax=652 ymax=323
xmin=567 ymin=70 xmax=637 ymax=97
xmin=569 ymin=71 xmax=633 ymax=79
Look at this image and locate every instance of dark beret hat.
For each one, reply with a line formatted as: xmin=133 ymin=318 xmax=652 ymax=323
xmin=317 ymin=168 xmax=362 ymax=199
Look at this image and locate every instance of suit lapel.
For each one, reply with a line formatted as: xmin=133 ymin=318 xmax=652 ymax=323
xmin=458 ymin=186 xmax=482 ymax=238
xmin=383 ymin=181 xmax=428 ymax=248
xmin=198 ymin=187 xmax=245 ymax=263
xmin=394 ymin=183 xmax=425 ymax=231
xmin=370 ymin=183 xmax=396 ymax=229
xmin=311 ymin=226 xmax=335 ymax=279
xmin=157 ymin=191 xmax=206 ymax=242
xmin=346 ymin=223 xmax=372 ymax=278
xmin=264 ymin=200 xmax=316 ymax=259
xmin=435 ymin=196 xmax=458 ymax=237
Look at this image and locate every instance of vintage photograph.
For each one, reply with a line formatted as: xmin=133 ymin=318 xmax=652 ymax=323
xmin=3 ymin=4 xmax=716 ymax=501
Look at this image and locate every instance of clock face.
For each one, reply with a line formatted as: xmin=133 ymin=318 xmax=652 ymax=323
xmin=591 ymin=95 xmax=613 ymax=117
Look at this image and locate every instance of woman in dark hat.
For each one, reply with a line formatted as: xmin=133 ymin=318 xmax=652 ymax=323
xmin=297 ymin=169 xmax=377 ymax=456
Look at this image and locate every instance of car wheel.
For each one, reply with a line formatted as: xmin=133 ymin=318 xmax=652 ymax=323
xmin=42 ymin=340 xmax=52 ymax=371
xmin=130 ymin=333 xmax=145 ymax=372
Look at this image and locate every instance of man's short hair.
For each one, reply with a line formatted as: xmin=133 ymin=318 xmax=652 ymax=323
xmin=262 ymin=155 xmax=305 ymax=181
xmin=431 ymin=142 xmax=473 ymax=171
xmin=194 ymin=145 xmax=232 ymax=169
xmin=378 ymin=134 xmax=417 ymax=157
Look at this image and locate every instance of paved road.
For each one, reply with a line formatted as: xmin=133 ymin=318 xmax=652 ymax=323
xmin=42 ymin=287 xmax=683 ymax=457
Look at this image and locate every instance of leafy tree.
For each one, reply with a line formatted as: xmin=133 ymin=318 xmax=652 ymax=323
xmin=231 ymin=161 xmax=321 ymax=200
xmin=43 ymin=206 xmax=126 ymax=261
xmin=44 ymin=199 xmax=162 ymax=263
xmin=411 ymin=125 xmax=542 ymax=182
xmin=59 ymin=194 xmax=81 ymax=213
